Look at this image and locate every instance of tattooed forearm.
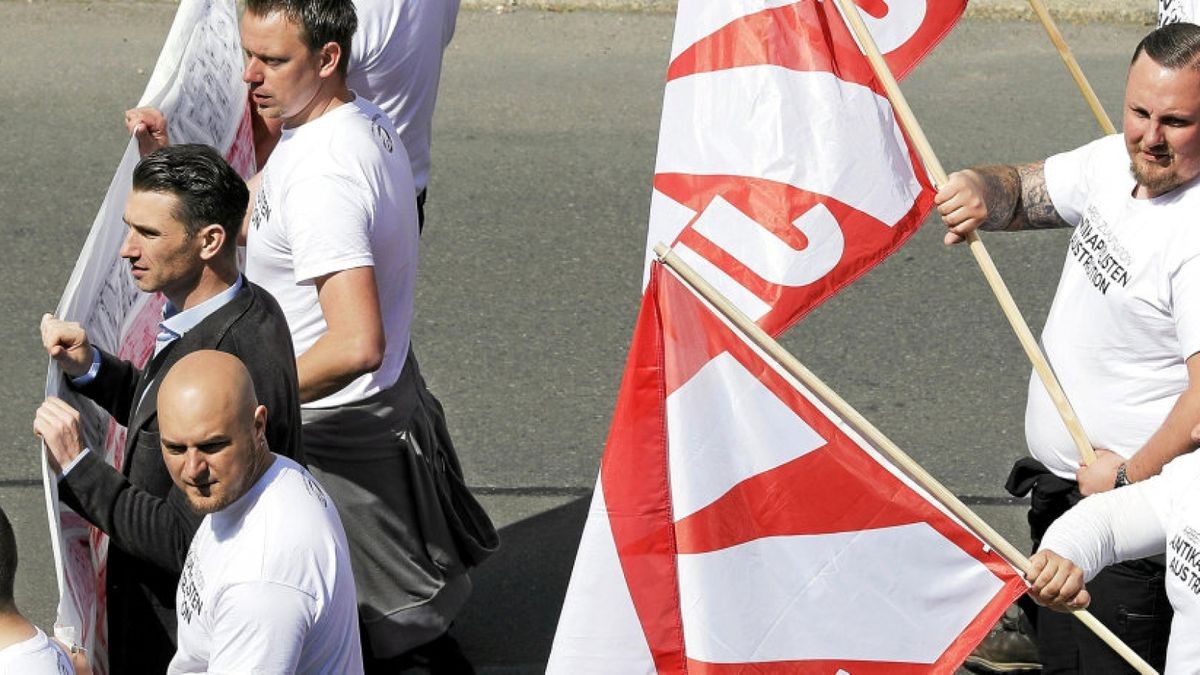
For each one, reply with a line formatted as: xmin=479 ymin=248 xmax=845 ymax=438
xmin=1013 ymin=161 xmax=1070 ymax=231
xmin=966 ymin=165 xmax=1020 ymax=232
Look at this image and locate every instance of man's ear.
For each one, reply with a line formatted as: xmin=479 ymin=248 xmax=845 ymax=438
xmin=253 ymin=404 xmax=269 ymax=450
xmin=317 ymin=41 xmax=342 ymax=79
xmin=197 ymin=224 xmax=227 ymax=261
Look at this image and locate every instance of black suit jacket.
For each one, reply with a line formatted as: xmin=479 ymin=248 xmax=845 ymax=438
xmin=59 ymin=280 xmax=301 ymax=675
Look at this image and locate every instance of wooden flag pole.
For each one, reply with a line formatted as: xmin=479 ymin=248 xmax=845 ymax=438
xmin=1027 ymin=0 xmax=1118 ymax=135
xmin=831 ymin=0 xmax=1096 ymax=466
xmin=653 ymin=243 xmax=1156 ymax=675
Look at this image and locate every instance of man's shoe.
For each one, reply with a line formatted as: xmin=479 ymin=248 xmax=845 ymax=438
xmin=964 ymin=607 xmax=1041 ymax=674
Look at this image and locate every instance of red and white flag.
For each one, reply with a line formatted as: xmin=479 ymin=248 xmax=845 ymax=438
xmin=550 ymin=1 xmax=1024 ymax=672
xmin=548 ymin=266 xmax=1025 ymax=673
xmin=643 ymin=0 xmax=960 ymax=335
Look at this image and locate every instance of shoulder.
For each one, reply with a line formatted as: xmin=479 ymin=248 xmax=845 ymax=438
xmin=262 ymin=458 xmax=337 ymax=517
xmin=279 ymin=105 xmax=401 ymax=191
xmin=212 ymin=282 xmax=291 ymax=340
xmin=241 ymin=281 xmax=289 ymax=322
xmin=209 ymin=284 xmax=297 ymax=383
xmin=1047 ymin=133 xmax=1124 ymax=172
xmin=321 ymin=99 xmax=405 ymax=167
xmin=348 ymin=0 xmax=401 ymax=61
xmin=1154 ymin=186 xmax=1200 ymax=257
xmin=1152 ymin=452 xmax=1200 ymax=504
xmin=245 ymin=458 xmax=341 ymax=541
xmin=0 ymin=627 xmax=72 ymax=673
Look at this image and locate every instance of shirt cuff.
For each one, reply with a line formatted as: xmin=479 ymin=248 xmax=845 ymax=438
xmin=59 ymin=447 xmax=92 ymax=479
xmin=69 ymin=348 xmax=102 ymax=386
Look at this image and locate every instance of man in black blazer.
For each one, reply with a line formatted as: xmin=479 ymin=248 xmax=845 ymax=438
xmin=33 ymin=144 xmax=301 ymax=674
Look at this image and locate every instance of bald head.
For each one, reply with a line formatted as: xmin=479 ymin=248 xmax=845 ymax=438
xmin=160 ymin=350 xmax=259 ymax=424
xmin=159 ymin=351 xmax=273 ymax=515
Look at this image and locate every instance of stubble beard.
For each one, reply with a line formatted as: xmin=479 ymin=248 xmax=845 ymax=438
xmin=1129 ymin=158 xmax=1184 ymax=197
xmin=185 ymin=439 xmax=272 ymax=515
xmin=185 ymin=488 xmax=235 ymax=516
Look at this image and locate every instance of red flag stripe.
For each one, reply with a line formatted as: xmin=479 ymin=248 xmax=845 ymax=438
xmin=659 ymin=271 xmax=1019 ymax=580
xmin=666 ymin=0 xmax=964 ymax=87
xmin=673 ymin=444 xmax=930 ymax=552
xmin=667 ymin=3 xmax=878 ymax=89
xmin=601 ymin=271 xmax=686 ymax=674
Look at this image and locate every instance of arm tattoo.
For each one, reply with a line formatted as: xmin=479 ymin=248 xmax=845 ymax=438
xmin=1012 ymin=161 xmax=1070 ymax=231
xmin=971 ymin=165 xmax=1020 ymax=232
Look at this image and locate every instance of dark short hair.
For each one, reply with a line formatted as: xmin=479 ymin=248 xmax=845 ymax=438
xmin=131 ymin=144 xmax=248 ymax=257
xmin=0 ymin=507 xmax=17 ymax=606
xmin=1133 ymin=22 xmax=1200 ymax=70
xmin=245 ymin=0 xmax=356 ymax=77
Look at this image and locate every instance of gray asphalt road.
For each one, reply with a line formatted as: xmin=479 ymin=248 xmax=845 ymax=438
xmin=0 ymin=4 xmax=1154 ymax=671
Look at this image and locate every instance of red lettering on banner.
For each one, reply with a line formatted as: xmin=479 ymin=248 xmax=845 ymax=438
xmin=655 ymin=172 xmax=931 ymax=336
xmin=855 ymin=0 xmax=890 ymax=19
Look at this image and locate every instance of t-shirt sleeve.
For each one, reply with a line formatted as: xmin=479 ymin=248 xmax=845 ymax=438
xmin=1043 ymin=134 xmax=1118 ymax=226
xmin=1172 ymin=244 xmax=1200 ymax=359
xmin=1039 ymin=478 xmax=1169 ymax=580
xmin=205 ymin=581 xmax=316 ymax=674
xmin=281 ymin=173 xmax=375 ymax=284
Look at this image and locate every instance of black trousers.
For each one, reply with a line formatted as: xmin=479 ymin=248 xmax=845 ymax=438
xmin=1007 ymin=458 xmax=1171 ymax=674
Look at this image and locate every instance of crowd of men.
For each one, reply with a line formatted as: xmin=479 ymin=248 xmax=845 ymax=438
xmin=12 ymin=0 xmax=1200 ymax=673
xmin=21 ymin=0 xmax=499 ymax=673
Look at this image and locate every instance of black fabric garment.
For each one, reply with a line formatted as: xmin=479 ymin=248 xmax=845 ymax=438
xmin=416 ymin=188 xmax=427 ymax=233
xmin=302 ymin=345 xmax=498 ymax=657
xmin=57 ymin=280 xmax=302 ymax=675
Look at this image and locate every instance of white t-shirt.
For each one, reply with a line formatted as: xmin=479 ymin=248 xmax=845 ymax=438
xmin=1040 ymin=451 xmax=1200 ymax=673
xmin=169 ymin=456 xmax=362 ymax=675
xmin=348 ymin=0 xmax=459 ymax=193
xmin=0 ymin=627 xmax=72 ymax=675
xmin=1024 ymin=134 xmax=1200 ymax=478
xmin=246 ymin=97 xmax=419 ymax=409
xmin=1160 ymin=0 xmax=1200 ymax=26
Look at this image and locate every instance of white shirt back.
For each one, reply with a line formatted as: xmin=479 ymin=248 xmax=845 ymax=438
xmin=0 ymin=627 xmax=72 ymax=675
xmin=348 ymin=0 xmax=459 ymax=193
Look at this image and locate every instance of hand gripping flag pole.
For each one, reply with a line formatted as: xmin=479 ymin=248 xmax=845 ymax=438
xmin=1027 ymin=0 xmax=1118 ymax=135
xmin=653 ymin=241 xmax=1157 ymax=675
xmin=831 ymin=0 xmax=1098 ymax=466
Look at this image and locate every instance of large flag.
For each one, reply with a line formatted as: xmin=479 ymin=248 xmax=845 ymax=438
xmin=550 ymin=0 xmax=1017 ymax=671
xmin=44 ymin=0 xmax=253 ymax=670
xmin=548 ymin=265 xmax=1026 ymax=673
xmin=643 ymin=0 xmax=962 ymax=336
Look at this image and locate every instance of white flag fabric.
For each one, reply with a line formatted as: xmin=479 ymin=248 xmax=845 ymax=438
xmin=642 ymin=0 xmax=962 ymax=337
xmin=44 ymin=0 xmax=253 ymax=669
xmin=549 ymin=265 xmax=1026 ymax=673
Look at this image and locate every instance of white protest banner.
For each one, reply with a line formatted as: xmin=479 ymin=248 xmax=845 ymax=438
xmin=43 ymin=0 xmax=252 ymax=670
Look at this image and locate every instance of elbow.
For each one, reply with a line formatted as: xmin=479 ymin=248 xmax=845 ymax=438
xmin=359 ymin=350 xmax=384 ymax=375
xmin=347 ymin=335 xmax=386 ymax=376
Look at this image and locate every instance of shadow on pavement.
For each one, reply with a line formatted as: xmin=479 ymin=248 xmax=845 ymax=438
xmin=457 ymin=495 xmax=591 ymax=673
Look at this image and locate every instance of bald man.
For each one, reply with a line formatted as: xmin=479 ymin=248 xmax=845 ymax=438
xmin=158 ymin=351 xmax=362 ymax=675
